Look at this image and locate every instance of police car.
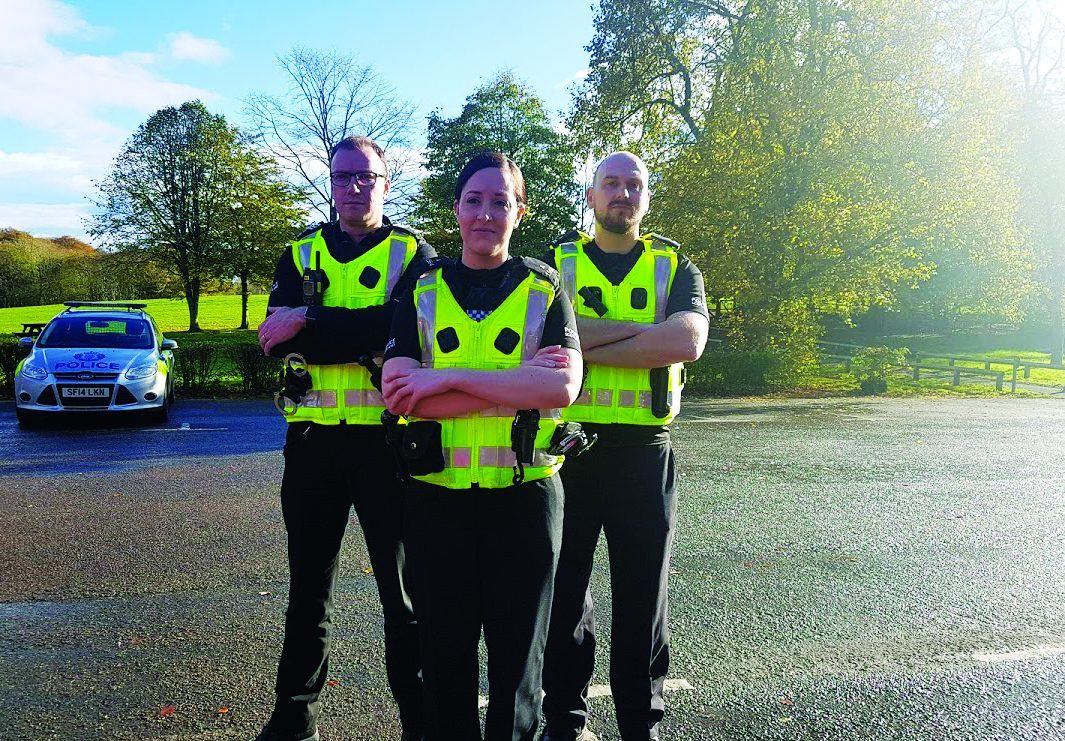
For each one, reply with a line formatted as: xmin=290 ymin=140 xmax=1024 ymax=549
xmin=14 ymin=302 xmax=177 ymax=426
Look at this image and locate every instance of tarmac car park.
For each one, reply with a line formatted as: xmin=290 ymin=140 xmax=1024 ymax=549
xmin=14 ymin=302 xmax=177 ymax=427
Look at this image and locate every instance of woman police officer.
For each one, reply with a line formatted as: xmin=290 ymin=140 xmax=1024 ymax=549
xmin=382 ymin=152 xmax=582 ymax=740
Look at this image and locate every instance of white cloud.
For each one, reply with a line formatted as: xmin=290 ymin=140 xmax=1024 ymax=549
xmin=0 ymin=202 xmax=90 ymax=241
xmin=167 ymin=32 xmax=230 ymax=64
xmin=0 ymin=150 xmax=96 ymax=194
xmin=0 ymin=1 xmax=221 ymax=236
xmin=556 ymin=68 xmax=591 ymax=89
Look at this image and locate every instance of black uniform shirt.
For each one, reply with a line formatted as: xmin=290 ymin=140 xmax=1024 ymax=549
xmin=541 ymin=238 xmax=709 ymax=447
xmin=267 ymin=218 xmax=436 ymax=364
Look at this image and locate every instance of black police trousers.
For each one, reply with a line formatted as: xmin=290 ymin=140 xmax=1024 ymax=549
xmin=272 ymin=422 xmax=422 ymax=735
xmin=404 ymin=475 xmax=564 ymax=741
xmin=542 ymin=439 xmax=677 ymax=740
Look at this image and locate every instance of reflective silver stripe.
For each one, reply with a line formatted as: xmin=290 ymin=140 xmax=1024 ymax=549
xmin=384 ymin=237 xmax=409 ymax=299
xmin=479 ymin=405 xmax=516 ymax=417
xmin=654 ymin=253 xmax=672 ymax=323
xmin=444 ymin=447 xmax=472 ymax=468
xmin=573 ymin=389 xmax=593 ymax=405
xmin=558 ymin=248 xmax=578 ymax=305
xmin=477 ymin=406 xmax=562 ymax=418
xmin=619 ymin=390 xmax=636 ymax=407
xmin=522 ymin=286 xmax=551 ymax=361
xmin=479 ymin=446 xmax=515 ymax=467
xmin=595 ymin=389 xmax=613 ymax=406
xmin=477 ymin=446 xmax=558 ymax=468
xmin=344 ymin=389 xmax=385 ymax=407
xmin=416 ymin=279 xmax=438 ymax=366
xmin=639 ymin=391 xmax=652 ymax=408
xmin=297 ymin=240 xmax=313 ymax=271
xmin=300 ymin=390 xmax=337 ymax=408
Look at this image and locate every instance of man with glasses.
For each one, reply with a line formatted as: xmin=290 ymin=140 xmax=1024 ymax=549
xmin=256 ymin=135 xmax=435 ymax=741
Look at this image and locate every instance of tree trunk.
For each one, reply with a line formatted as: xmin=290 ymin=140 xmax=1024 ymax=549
xmin=1051 ymin=287 xmax=1063 ymax=366
xmin=186 ymin=279 xmax=201 ymax=332
xmin=240 ymin=273 xmax=249 ymax=330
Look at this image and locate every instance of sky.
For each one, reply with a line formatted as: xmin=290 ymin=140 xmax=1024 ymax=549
xmin=0 ymin=0 xmax=597 ymax=242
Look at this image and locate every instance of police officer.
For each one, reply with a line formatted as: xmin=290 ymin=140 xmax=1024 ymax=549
xmin=382 ymin=152 xmax=582 ymax=740
xmin=541 ymin=151 xmax=709 ymax=741
xmin=256 ymin=135 xmax=435 ymax=741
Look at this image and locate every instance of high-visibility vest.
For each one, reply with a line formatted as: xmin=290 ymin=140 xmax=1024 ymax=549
xmin=554 ymin=233 xmax=684 ymax=426
xmin=285 ymin=225 xmax=418 ymax=425
xmin=409 ymin=263 xmax=564 ymax=489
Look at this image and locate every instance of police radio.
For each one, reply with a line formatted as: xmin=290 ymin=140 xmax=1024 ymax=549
xmin=302 ymin=252 xmax=326 ymax=306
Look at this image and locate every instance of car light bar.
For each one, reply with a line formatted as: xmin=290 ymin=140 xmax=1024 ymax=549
xmin=62 ymin=301 xmax=148 ymax=311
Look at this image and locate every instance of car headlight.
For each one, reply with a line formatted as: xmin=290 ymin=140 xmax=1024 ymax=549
xmin=125 ymin=363 xmax=158 ymax=380
xmin=20 ymin=362 xmax=48 ymax=381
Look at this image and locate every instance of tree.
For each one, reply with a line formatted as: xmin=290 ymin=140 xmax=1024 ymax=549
xmin=90 ymin=101 xmax=237 ymax=331
xmin=573 ymin=0 xmax=1028 ymax=373
xmin=246 ymin=47 xmax=417 ymax=222
xmin=220 ymin=142 xmax=305 ymax=329
xmin=1001 ymin=0 xmax=1065 ymax=360
xmin=413 ymin=72 xmax=580 ymax=256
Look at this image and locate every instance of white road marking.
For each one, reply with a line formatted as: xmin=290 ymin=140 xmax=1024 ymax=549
xmin=974 ymin=646 xmax=1065 ymax=663
xmin=476 ymin=678 xmax=695 ymax=708
xmin=144 ymin=425 xmax=228 ymax=432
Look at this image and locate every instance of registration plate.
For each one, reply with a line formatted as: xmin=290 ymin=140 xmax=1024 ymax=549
xmin=61 ymin=386 xmax=110 ymax=398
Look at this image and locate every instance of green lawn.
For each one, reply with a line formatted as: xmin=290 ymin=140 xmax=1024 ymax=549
xmin=0 ymin=295 xmax=270 ymax=335
xmin=825 ymin=330 xmax=1065 ymax=391
xmin=799 ymin=363 xmax=1047 ymax=398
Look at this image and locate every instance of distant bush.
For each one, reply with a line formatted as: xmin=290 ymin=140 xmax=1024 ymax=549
xmin=0 ymin=338 xmax=29 ymax=396
xmin=685 ymin=350 xmax=783 ymax=395
xmin=229 ymin=344 xmax=282 ymax=393
xmin=851 ymin=345 xmax=909 ymax=395
xmin=176 ymin=342 xmax=225 ymax=394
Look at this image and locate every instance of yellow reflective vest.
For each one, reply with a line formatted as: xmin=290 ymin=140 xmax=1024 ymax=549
xmin=409 ymin=262 xmax=565 ymax=489
xmin=285 ymin=225 xmax=419 ymax=425
xmin=553 ymin=233 xmax=684 ymax=426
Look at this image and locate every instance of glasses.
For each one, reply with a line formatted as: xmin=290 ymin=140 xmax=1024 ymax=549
xmin=330 ymin=171 xmax=385 ymax=188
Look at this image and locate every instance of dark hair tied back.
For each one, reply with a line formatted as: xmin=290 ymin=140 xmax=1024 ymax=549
xmin=453 ymin=151 xmax=527 ymax=205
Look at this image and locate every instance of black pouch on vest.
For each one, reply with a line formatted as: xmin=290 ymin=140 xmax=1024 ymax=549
xmin=401 ymin=421 xmax=446 ymax=475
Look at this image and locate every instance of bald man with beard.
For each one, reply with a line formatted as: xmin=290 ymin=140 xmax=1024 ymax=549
xmin=541 ymin=152 xmax=710 ymax=741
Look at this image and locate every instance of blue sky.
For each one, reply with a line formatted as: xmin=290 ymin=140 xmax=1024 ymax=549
xmin=0 ymin=0 xmax=596 ymax=241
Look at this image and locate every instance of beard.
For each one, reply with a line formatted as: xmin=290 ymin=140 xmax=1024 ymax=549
xmin=595 ymin=205 xmax=639 ymax=234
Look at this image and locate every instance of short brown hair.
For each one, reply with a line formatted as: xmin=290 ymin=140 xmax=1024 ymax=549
xmin=330 ymin=135 xmax=389 ymax=178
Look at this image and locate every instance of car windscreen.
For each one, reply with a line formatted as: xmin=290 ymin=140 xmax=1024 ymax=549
xmin=37 ymin=317 xmax=155 ymax=350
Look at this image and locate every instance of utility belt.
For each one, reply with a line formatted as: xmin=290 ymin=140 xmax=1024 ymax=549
xmin=396 ymin=410 xmax=597 ymax=487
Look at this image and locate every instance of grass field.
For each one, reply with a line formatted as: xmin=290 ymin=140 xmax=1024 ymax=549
xmin=0 ymin=295 xmax=270 ymax=335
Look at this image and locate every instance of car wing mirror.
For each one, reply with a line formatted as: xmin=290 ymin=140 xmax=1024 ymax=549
xmin=161 ymin=339 xmax=178 ymax=351
xmin=18 ymin=336 xmax=34 ymax=348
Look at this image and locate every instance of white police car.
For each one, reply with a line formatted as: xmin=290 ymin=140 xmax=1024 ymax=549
xmin=14 ymin=302 xmax=177 ymax=426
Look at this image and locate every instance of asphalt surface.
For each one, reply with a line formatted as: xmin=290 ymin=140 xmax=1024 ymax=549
xmin=1 ymin=397 xmax=1064 ymax=740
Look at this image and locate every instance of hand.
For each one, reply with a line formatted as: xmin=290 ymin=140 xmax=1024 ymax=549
xmin=523 ymin=345 xmax=570 ymax=369
xmin=259 ymin=306 xmax=308 ymax=355
xmin=383 ymin=366 xmax=454 ymax=416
